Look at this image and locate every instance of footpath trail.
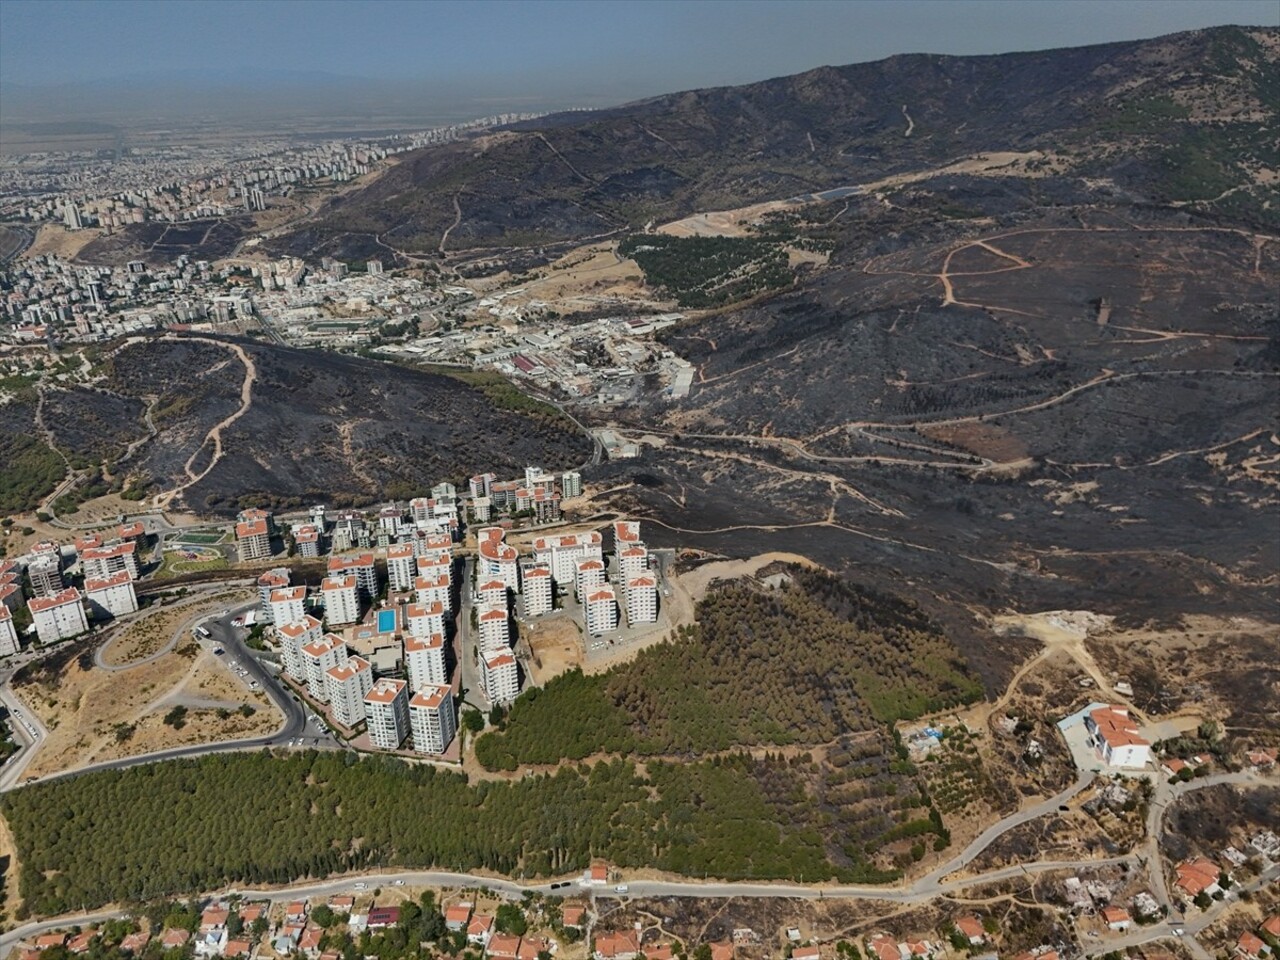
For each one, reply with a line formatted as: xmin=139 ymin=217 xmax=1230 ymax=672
xmin=153 ymin=337 xmax=257 ymax=509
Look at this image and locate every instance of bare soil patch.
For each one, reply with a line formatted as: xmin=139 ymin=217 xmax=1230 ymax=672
xmin=918 ymin=421 xmax=1029 ymax=463
xmin=100 ymin=589 xmax=244 ymax=666
xmin=21 ymin=223 xmax=101 ymax=260
xmin=14 ymin=635 xmax=275 ymax=779
xmin=523 ymin=617 xmax=583 ymax=685
xmin=1085 ymin=615 xmax=1280 ymax=732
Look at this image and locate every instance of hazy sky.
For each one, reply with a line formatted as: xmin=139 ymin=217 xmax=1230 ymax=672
xmin=2 ymin=0 xmax=1276 ymax=101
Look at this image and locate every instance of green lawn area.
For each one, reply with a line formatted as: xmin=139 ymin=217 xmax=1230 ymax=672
xmin=173 ymin=532 xmax=223 ymax=545
xmin=154 ymin=548 xmax=229 ymax=579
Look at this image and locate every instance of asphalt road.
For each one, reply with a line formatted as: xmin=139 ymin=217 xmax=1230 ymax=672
xmin=0 ymin=767 xmax=1274 ymax=956
xmin=0 ymin=855 xmax=1143 ymax=956
xmin=11 ymin=602 xmax=331 ymax=790
xmin=920 ymin=769 xmax=1096 ymax=886
xmin=0 ymin=682 xmax=49 ymax=791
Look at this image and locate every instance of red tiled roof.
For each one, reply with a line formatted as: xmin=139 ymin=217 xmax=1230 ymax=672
xmin=1174 ymin=858 xmax=1221 ymax=896
xmin=1237 ymin=932 xmax=1266 ymax=958
xmin=595 ymin=931 xmax=642 ymax=959
xmin=1088 ymin=705 xmax=1149 ymax=749
xmin=488 ymin=934 xmax=522 ymax=958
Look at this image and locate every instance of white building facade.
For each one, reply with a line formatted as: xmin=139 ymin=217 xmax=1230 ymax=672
xmin=326 ymin=656 xmax=374 ymax=728
xmin=405 ymin=632 xmax=448 ymax=690
xmin=30 ymin=588 xmax=89 ymax=643
xmin=409 ymin=684 xmax=457 ymax=754
xmin=85 ymin=571 xmax=139 ymax=619
xmin=481 ymin=650 xmax=519 ymax=703
xmin=321 ymin=575 xmax=361 ymax=626
xmin=365 ymin=678 xmax=410 ymax=749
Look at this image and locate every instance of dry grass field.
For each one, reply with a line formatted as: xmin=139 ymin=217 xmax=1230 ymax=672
xmin=15 ymin=637 xmax=276 ymax=779
xmin=21 ymin=222 xmax=102 ymax=260
xmin=10 ymin=588 xmax=278 ymax=779
xmin=99 ymin=589 xmax=242 ymax=666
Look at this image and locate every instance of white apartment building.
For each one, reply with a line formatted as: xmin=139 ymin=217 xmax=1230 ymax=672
xmin=365 ymin=678 xmax=410 ymax=750
xmin=476 ymin=579 xmax=507 ymax=610
xmin=80 ymin=541 xmax=140 ymax=582
xmin=257 ymin=568 xmax=290 ymax=623
xmin=520 ymin=562 xmax=553 ymax=618
xmin=294 ymin=525 xmax=321 ymax=558
xmin=618 ymin=544 xmax=649 ymax=583
xmin=386 ymin=543 xmax=416 ymax=592
xmin=321 ymin=574 xmax=361 ymax=626
xmin=301 ymin=635 xmax=348 ymax=701
xmin=477 ymin=605 xmax=510 ymax=651
xmin=584 ymin=585 xmax=619 ymax=636
xmin=269 ymin=586 xmax=307 ymax=626
xmin=329 ymin=552 xmax=378 ymax=598
xmin=406 ymin=600 xmax=446 ymax=639
xmin=236 ymin=518 xmax=272 ymax=562
xmin=532 ymin=531 xmax=603 ymax=587
xmin=414 ymin=574 xmax=452 ymax=615
xmin=613 ymin=519 xmax=642 ymax=549
xmin=469 ymin=473 xmax=496 ymax=499
xmin=418 ymin=532 xmax=454 ymax=558
xmin=409 ymin=684 xmax=457 ymax=755
xmin=85 ymin=570 xmax=139 ymax=619
xmin=0 ymin=606 xmax=20 ymax=657
xmin=416 ymin=553 xmax=453 ymax=590
xmin=561 ymin=470 xmax=583 ymax=498
xmin=471 ymin=496 xmax=491 ymax=523
xmin=405 ymin=632 xmax=448 ymax=690
xmin=278 ymin=615 xmax=323 ymax=682
xmin=574 ymin=558 xmax=606 ymax=601
xmin=378 ymin=506 xmax=404 ymax=536
xmin=26 ymin=553 xmax=64 ymax=598
xmin=476 ymin=528 xmax=520 ymax=592
xmin=30 ymin=587 xmax=89 ymax=644
xmin=326 ymin=655 xmax=374 ymax=728
xmin=0 ymin=579 xmax=21 ymax=615
xmin=409 ymin=497 xmax=434 ymax=525
xmin=481 ymin=649 xmax=520 ymax=704
xmin=625 ymin=576 xmax=658 ymax=625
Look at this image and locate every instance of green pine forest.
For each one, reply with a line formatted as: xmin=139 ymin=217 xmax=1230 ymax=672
xmin=1 ymin=568 xmax=982 ymax=918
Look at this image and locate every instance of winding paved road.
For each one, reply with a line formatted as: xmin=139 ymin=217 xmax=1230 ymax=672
xmin=3 ymin=603 xmax=325 ymax=791
xmin=0 ymin=758 xmax=1273 ymax=955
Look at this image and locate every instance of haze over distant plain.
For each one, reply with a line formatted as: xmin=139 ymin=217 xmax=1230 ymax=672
xmin=2 ymin=0 xmax=1278 ymax=124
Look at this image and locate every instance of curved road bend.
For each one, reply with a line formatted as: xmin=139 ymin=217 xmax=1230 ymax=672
xmin=94 ymin=593 xmax=247 ymax=672
xmin=921 ymin=769 xmax=1096 ymax=885
xmin=8 ymin=605 xmax=318 ymax=791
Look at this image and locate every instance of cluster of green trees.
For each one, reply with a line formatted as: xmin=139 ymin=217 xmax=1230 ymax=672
xmin=2 ymin=747 xmax=923 ymax=917
xmin=477 ymin=572 xmax=981 ymax=770
xmin=0 ymin=430 xmax=65 ymax=514
xmin=1 ymin=570 xmax=979 ymax=914
xmin=422 ymin=366 xmax=568 ymax=426
xmin=619 ymin=234 xmax=793 ymax=308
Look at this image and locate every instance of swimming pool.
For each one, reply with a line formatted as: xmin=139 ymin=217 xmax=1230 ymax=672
xmin=377 ymin=609 xmax=397 ymax=633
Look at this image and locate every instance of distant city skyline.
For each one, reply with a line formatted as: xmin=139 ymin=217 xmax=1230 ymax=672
xmin=2 ymin=0 xmax=1276 ymax=120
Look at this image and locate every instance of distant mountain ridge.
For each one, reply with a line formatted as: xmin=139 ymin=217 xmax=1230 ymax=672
xmin=269 ymin=24 xmax=1279 ymax=262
